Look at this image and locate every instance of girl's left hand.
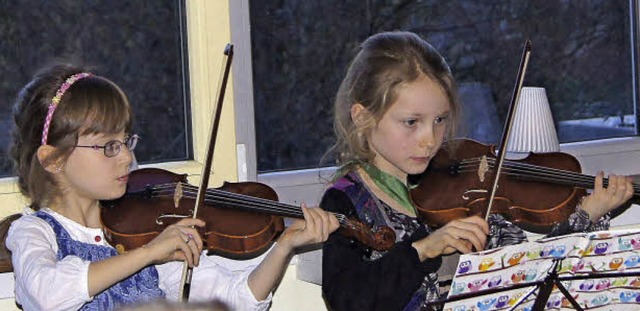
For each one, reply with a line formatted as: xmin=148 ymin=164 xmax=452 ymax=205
xmin=581 ymin=172 xmax=634 ymax=221
xmin=277 ymin=204 xmax=340 ymax=252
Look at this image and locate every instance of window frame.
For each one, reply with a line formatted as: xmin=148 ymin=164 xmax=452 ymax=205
xmin=0 ymin=0 xmax=239 ymax=213
xmin=233 ymin=0 xmax=640 ymax=229
xmin=4 ymin=1 xmax=638 ymax=222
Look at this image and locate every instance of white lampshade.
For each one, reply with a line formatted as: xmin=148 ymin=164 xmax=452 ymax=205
xmin=506 ymin=87 xmax=560 ymax=153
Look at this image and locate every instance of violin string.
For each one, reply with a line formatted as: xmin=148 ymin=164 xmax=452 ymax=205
xmin=456 ymin=158 xmax=587 ymax=185
xmin=461 ymin=158 xmax=597 ymax=187
xmin=152 ymin=185 xmax=397 ymax=247
xmin=489 ymin=159 xmax=593 ymax=186
xmin=148 ymin=183 xmax=350 ymax=225
xmin=161 ymin=187 xmax=304 ymax=217
xmin=151 ymin=182 xmax=300 ymax=214
xmin=456 ymin=157 xmax=640 ymax=194
xmin=147 ymin=185 xmax=389 ymax=240
xmin=492 ymin=158 xmax=640 ymax=193
xmin=161 ymin=188 xmax=351 ymax=226
xmin=149 ymin=184 xmax=302 ymax=217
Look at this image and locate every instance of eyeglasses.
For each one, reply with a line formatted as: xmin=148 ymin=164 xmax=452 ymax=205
xmin=74 ymin=134 xmax=139 ymax=158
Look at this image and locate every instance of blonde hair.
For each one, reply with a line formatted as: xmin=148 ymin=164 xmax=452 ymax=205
xmin=330 ymin=31 xmax=460 ymax=171
xmin=10 ymin=64 xmax=132 ymax=210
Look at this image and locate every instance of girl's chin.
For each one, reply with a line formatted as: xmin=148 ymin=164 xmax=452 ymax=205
xmin=103 ymin=189 xmax=127 ymax=200
xmin=406 ymin=164 xmax=430 ymax=175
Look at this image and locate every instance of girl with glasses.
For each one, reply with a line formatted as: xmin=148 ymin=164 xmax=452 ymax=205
xmin=7 ymin=64 xmax=339 ymax=310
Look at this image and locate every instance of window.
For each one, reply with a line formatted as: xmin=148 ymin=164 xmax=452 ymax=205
xmin=249 ymin=0 xmax=638 ymax=173
xmin=0 ymin=0 xmax=190 ymax=177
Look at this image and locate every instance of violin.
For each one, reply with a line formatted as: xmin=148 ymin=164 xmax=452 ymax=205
xmin=412 ymin=40 xmax=639 ymax=234
xmin=100 ymin=167 xmax=396 ymax=257
xmin=414 ymin=143 xmax=640 ymax=311
xmin=410 ymin=138 xmax=639 ymax=233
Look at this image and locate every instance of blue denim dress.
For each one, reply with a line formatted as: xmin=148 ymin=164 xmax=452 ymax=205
xmin=35 ymin=211 xmax=165 ymax=310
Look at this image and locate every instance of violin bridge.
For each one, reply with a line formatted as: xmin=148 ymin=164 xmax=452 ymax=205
xmin=174 ymin=182 xmax=183 ymax=208
xmin=463 ymin=189 xmax=488 ymax=200
xmin=156 ymin=210 xmax=194 ymax=225
xmin=478 ymin=155 xmax=489 ymax=182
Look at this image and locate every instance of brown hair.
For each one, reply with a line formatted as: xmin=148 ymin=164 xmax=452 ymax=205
xmin=331 ymin=31 xmax=460 ymax=170
xmin=10 ymin=64 xmax=133 ymax=210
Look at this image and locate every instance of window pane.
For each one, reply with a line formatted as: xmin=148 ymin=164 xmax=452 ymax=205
xmin=0 ymin=0 xmax=190 ymax=177
xmin=250 ymin=0 xmax=637 ymax=172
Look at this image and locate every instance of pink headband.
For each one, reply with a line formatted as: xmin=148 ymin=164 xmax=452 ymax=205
xmin=41 ymin=72 xmax=92 ymax=145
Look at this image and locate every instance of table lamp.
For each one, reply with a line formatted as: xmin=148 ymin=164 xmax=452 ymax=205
xmin=506 ymin=87 xmax=560 ymax=155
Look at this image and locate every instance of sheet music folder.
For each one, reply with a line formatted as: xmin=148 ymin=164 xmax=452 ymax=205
xmin=425 ymin=229 xmax=640 ymax=311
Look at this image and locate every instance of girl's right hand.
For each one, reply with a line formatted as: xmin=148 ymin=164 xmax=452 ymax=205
xmin=141 ymin=218 xmax=205 ymax=267
xmin=412 ymin=216 xmax=489 ymax=261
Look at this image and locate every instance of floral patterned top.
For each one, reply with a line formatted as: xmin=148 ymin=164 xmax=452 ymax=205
xmin=321 ymin=172 xmax=610 ymax=311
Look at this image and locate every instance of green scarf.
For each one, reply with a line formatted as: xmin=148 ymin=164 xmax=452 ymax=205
xmin=359 ymin=162 xmax=417 ymax=215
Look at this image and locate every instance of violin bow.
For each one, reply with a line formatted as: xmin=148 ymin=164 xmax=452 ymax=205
xmin=179 ymin=43 xmax=235 ymax=301
xmin=484 ymin=40 xmax=532 ymax=220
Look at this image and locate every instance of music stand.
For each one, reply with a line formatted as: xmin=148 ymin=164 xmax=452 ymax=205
xmin=424 ymin=257 xmax=640 ymax=311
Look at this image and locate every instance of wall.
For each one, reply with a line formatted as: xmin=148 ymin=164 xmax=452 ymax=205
xmin=2 ymin=1 xmax=640 ymax=310
xmin=0 ymin=0 xmax=240 ymax=309
xmin=0 ymin=1 xmax=330 ymax=309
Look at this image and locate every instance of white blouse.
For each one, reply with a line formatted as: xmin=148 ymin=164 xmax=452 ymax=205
xmin=6 ymin=208 xmax=271 ymax=311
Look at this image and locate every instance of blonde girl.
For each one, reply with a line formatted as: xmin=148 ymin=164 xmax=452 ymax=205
xmin=321 ymin=31 xmax=632 ymax=311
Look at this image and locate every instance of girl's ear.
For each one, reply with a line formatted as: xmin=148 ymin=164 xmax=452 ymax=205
xmin=37 ymin=145 xmax=63 ymax=173
xmin=350 ymin=103 xmax=368 ymax=125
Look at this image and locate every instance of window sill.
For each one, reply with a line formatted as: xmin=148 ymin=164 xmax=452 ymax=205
xmin=561 ymin=136 xmax=640 ymax=157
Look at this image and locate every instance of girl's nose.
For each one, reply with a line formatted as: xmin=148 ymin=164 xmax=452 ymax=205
xmin=119 ymin=146 xmax=134 ymax=166
xmin=419 ymin=127 xmax=436 ymax=149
